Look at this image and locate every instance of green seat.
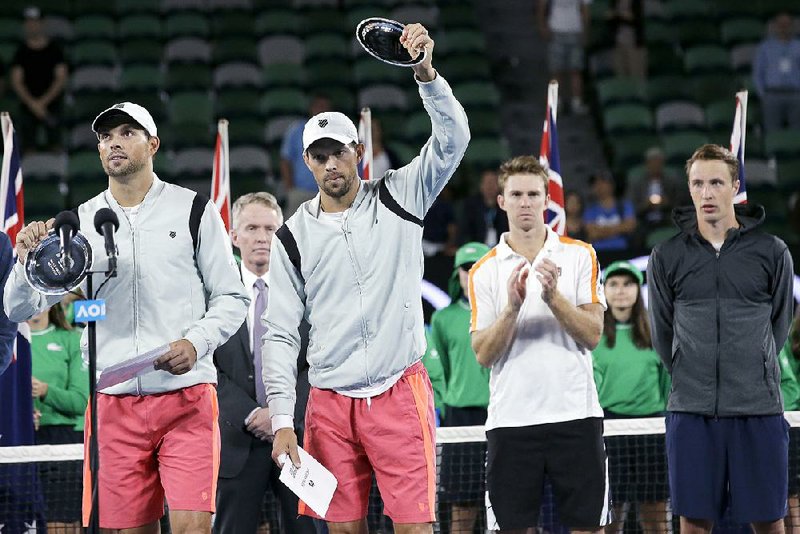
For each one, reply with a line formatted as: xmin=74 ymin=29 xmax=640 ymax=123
xmin=0 ymin=18 xmax=19 ymax=41
xmin=437 ymin=29 xmax=486 ymax=55
xmin=215 ymin=88 xmax=261 ymax=119
xmin=120 ymin=40 xmax=163 ymax=65
xmin=452 ymin=82 xmax=500 ymax=109
xmin=119 ymin=15 xmax=163 ymax=41
xmin=439 ymin=5 xmax=477 ymax=27
xmin=25 ymin=180 xmax=66 ymax=222
xmin=165 ymin=12 xmax=210 ymax=38
xmin=647 ymin=45 xmax=684 ymax=76
xmin=666 ymin=0 xmax=712 ymax=20
xmin=122 ymin=91 xmax=166 ymax=121
xmin=468 ymin=110 xmax=502 ymax=137
xmin=661 ymin=132 xmax=710 ymax=164
xmin=645 ymin=226 xmax=678 ymax=249
xmin=305 ymin=8 xmax=347 ymax=35
xmin=608 ymin=133 xmax=659 ymax=167
xmin=463 ymin=137 xmax=511 ymax=168
xmin=304 ymin=33 xmax=349 ymax=61
xmin=67 ymin=151 xmax=105 ymax=182
xmin=115 ymin=0 xmax=161 ymax=14
xmin=73 ymin=15 xmax=116 ymax=40
xmin=168 ymin=91 xmax=213 ymax=126
xmin=646 ymin=75 xmax=692 ymax=105
xmin=255 ymin=10 xmax=304 ymax=36
xmin=602 ymin=104 xmax=654 ymax=133
xmin=644 ymin=21 xmax=674 ymax=47
xmin=228 ymin=118 xmax=267 ymax=146
xmin=776 ymin=159 xmax=800 ymax=191
xmin=211 ymin=11 xmax=254 ymax=37
xmin=66 ymin=93 xmax=122 ymax=126
xmin=438 ymin=55 xmax=491 ymax=83
xmin=213 ymin=38 xmax=258 ymax=65
xmin=705 ymin=98 xmax=759 ymax=131
xmin=716 ymin=0 xmax=763 ymax=19
xmin=164 ymin=64 xmax=212 ymax=91
xmin=71 ymin=40 xmax=118 ymax=66
xmin=153 ymin=153 xmax=173 ymax=181
xmin=120 ymin=65 xmax=163 ymax=91
xmin=262 ymin=63 xmax=307 ymax=88
xmin=676 ymin=21 xmax=719 ymax=47
xmin=750 ymin=188 xmax=788 ymax=220
xmin=259 ymin=88 xmax=308 ymax=116
xmin=353 ymin=57 xmax=405 ymax=86
xmin=0 ymin=42 xmax=15 ymax=65
xmin=688 ymin=74 xmax=739 ymax=106
xmin=684 ymin=46 xmax=731 ymax=74
xmin=307 ymin=60 xmax=352 ymax=88
xmin=326 ymin=88 xmax=356 ymax=116
xmin=764 ymin=130 xmax=800 ymax=158
xmin=595 ymin=77 xmax=647 ymax=106
xmin=720 ymin=18 xmax=765 ymax=46
xmin=159 ymin=122 xmax=213 ymax=149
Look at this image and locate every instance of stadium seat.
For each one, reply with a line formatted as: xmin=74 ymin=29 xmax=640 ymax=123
xmin=655 ymin=101 xmax=706 ymax=132
xmin=437 ymin=29 xmax=486 ymax=55
xmin=120 ymin=65 xmax=164 ymax=92
xmin=160 ymin=122 xmax=214 ymax=150
xmin=307 ymin=59 xmax=353 ymax=88
xmin=776 ymin=159 xmax=800 ymax=190
xmin=688 ymin=74 xmax=739 ymax=106
xmin=43 ymin=16 xmax=73 ymax=41
xmin=646 ymin=45 xmax=684 ymax=77
xmin=172 ymin=148 xmax=215 ymax=177
xmin=257 ymin=36 xmax=305 ymax=66
xmin=264 ymin=115 xmax=303 ymax=147
xmin=439 ymin=4 xmax=477 ymax=28
xmin=595 ymin=77 xmax=647 ymax=106
xmin=452 ymin=81 xmax=501 ymax=109
xmin=228 ymin=118 xmax=268 ymax=146
xmin=262 ymin=63 xmax=307 ymax=88
xmin=645 ymin=226 xmax=678 ymax=248
xmin=764 ymin=130 xmax=800 ymax=158
xmin=305 ymin=33 xmax=349 ymax=61
xmin=646 ymin=75 xmax=692 ymax=105
xmin=254 ymin=10 xmax=304 ymax=37
xmin=73 ymin=15 xmax=116 ymax=41
xmin=665 ymin=0 xmax=711 ymax=20
xmin=744 ymin=158 xmax=778 ymax=186
xmin=684 ymin=46 xmax=731 ymax=74
xmin=676 ymin=21 xmax=720 ymax=47
xmin=71 ymin=40 xmax=117 ymax=67
xmin=390 ymin=5 xmax=439 ymax=27
xmin=353 ymin=57 xmax=406 ymax=86
xmin=164 ymin=64 xmax=213 ymax=91
xmin=212 ymin=37 xmax=258 ymax=65
xmin=213 ymin=62 xmax=263 ymax=90
xmin=259 ymin=88 xmax=308 ymax=116
xmin=215 ymin=89 xmax=261 ymax=119
xmin=661 ymin=132 xmax=710 ymax=164
xmin=0 ymin=18 xmax=19 ymax=41
xmin=68 ymin=124 xmax=100 ymax=150
xmin=165 ymin=12 xmax=210 ymax=39
xmin=119 ymin=40 xmax=163 ymax=66
xmin=118 ymin=15 xmax=163 ymax=41
xmin=358 ymin=84 xmax=408 ymax=110
xmin=731 ymin=43 xmax=758 ymax=73
xmin=602 ymin=104 xmax=654 ymax=133
xmin=462 ymin=137 xmax=511 ymax=168
xmin=165 ymin=37 xmax=212 ymax=64
xmin=168 ymin=91 xmax=214 ymax=126
xmin=438 ymin=55 xmax=491 ymax=83
xmin=720 ymin=18 xmax=765 ymax=46
xmin=403 ymin=111 xmax=431 ymax=143
xmin=21 ymin=153 xmax=67 ymax=182
xmin=68 ymin=151 xmax=107 ymax=182
xmin=230 ymin=146 xmax=272 ymax=175
xmin=305 ymin=7 xmax=348 ymax=34
xmin=162 ymin=0 xmax=207 ymax=13
xmin=71 ymin=66 xmax=119 ymax=92
xmin=211 ymin=10 xmax=254 ymax=37
xmin=115 ymin=0 xmax=160 ymax=15
xmin=608 ymin=133 xmax=660 ymax=168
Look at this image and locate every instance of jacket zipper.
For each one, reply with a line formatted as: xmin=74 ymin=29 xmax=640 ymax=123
xmin=714 ymin=248 xmax=721 ymax=418
xmin=341 ymin=216 xmax=371 ymax=386
xmin=128 ymin=215 xmax=142 ymax=395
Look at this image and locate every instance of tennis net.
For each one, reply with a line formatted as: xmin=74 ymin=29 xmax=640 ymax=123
xmin=3 ymin=415 xmax=800 ymax=533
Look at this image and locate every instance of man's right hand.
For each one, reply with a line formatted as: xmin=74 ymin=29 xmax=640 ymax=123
xmin=507 ymin=260 xmax=529 ymax=311
xmin=245 ymin=407 xmax=274 ymax=442
xmin=271 ymin=427 xmax=301 ymax=468
xmin=15 ymin=219 xmax=54 ymax=264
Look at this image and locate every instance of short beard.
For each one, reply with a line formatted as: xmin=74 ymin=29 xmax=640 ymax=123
xmin=103 ymin=158 xmax=146 ymax=178
xmin=319 ymin=173 xmax=356 ymax=199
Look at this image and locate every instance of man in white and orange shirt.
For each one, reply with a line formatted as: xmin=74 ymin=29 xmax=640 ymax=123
xmin=469 ymin=155 xmax=611 ymax=533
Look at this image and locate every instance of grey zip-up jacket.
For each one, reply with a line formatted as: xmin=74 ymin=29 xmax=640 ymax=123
xmin=647 ymin=204 xmax=795 ymax=416
xmin=264 ymin=74 xmax=469 ymax=422
xmin=4 ymin=176 xmax=250 ymax=395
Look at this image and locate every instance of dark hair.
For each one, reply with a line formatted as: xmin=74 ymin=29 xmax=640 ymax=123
xmin=685 ymin=144 xmax=739 ymax=184
xmin=602 ymin=274 xmax=651 ymax=350
xmin=49 ymin=304 xmax=73 ymax=331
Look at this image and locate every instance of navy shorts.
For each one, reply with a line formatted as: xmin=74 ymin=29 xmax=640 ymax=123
xmin=666 ymin=412 xmax=788 ymax=523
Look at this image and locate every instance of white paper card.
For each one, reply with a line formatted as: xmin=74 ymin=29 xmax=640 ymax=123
xmin=278 ymin=446 xmax=338 ymax=518
xmin=96 ymin=344 xmax=170 ymax=390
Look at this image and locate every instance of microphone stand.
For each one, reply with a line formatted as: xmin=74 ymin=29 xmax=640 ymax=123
xmin=86 ymin=263 xmax=116 ymax=534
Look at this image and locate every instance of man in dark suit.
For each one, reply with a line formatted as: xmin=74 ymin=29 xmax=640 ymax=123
xmin=213 ymin=192 xmax=316 ymax=534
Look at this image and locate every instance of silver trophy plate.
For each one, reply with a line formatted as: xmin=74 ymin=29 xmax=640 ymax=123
xmin=356 ymin=17 xmax=426 ymax=67
xmin=25 ymin=232 xmax=93 ymax=295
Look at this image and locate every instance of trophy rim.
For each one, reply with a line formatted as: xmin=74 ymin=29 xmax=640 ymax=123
xmin=24 ymin=232 xmax=93 ymax=295
xmin=355 ymin=17 xmax=427 ymax=67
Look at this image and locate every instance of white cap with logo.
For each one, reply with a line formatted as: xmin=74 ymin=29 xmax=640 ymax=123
xmin=302 ymin=112 xmax=358 ymax=151
xmin=92 ymin=102 xmax=158 ymax=137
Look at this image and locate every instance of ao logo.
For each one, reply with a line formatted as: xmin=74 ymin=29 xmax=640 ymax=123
xmin=74 ymin=299 xmax=107 ymax=321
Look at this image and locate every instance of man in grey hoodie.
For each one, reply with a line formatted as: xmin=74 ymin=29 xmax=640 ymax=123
xmin=648 ymin=144 xmax=795 ymax=534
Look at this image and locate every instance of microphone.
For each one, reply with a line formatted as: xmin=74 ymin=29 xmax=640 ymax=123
xmin=54 ymin=210 xmax=79 ymax=269
xmin=94 ymin=208 xmax=120 ymax=274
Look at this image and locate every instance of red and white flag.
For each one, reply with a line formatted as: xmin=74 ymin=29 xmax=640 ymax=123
xmin=1 ymin=112 xmax=24 ymax=248
xmin=358 ymin=107 xmax=372 ymax=180
xmin=538 ymin=81 xmax=566 ymax=235
xmin=730 ymin=90 xmax=748 ymax=205
xmin=211 ymin=119 xmax=231 ymax=234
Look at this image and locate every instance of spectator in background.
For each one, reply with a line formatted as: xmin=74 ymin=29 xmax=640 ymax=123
xmin=423 ymin=186 xmax=459 ymax=257
xmin=780 ymin=315 xmax=800 ymax=532
xmin=537 ymin=0 xmax=591 ymax=114
xmin=28 ymin=304 xmax=87 ymax=534
xmin=628 ymin=147 xmax=689 ymax=228
xmin=280 ymin=94 xmax=332 ymax=216
xmin=421 ymin=329 xmax=447 ymax=426
xmin=592 ymin=261 xmax=670 ymax=534
xmin=565 ymin=190 xmax=587 ymax=241
xmin=607 ymin=0 xmax=646 ymax=80
xmin=460 ymin=168 xmax=508 ymax=247
xmin=583 ymin=171 xmax=637 ymax=251
xmin=753 ymin=11 xmax=800 ymax=133
xmin=433 ymin=242 xmax=491 ymax=534
xmin=369 ymin=117 xmax=401 ymax=179
xmin=10 ymin=6 xmax=67 ymax=153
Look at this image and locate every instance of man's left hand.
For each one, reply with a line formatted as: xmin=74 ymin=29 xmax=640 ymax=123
xmin=31 ymin=377 xmax=48 ymax=399
xmin=154 ymin=339 xmax=198 ymax=375
xmin=535 ymin=258 xmax=559 ymax=304
xmin=246 ymin=407 xmax=274 ymax=442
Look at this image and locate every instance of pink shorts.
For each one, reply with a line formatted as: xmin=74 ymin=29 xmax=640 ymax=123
xmin=82 ymin=383 xmax=220 ymax=529
xmin=301 ymin=361 xmax=436 ymax=524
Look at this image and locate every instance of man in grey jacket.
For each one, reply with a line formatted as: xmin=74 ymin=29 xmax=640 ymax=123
xmin=265 ymin=23 xmax=469 ymax=534
xmin=648 ymin=144 xmax=795 ymax=534
xmin=5 ymin=102 xmax=249 ymax=533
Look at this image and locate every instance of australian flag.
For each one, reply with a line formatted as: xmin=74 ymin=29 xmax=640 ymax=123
xmin=0 ymin=112 xmax=45 ymax=533
xmin=539 ymin=81 xmax=566 ymax=235
xmin=730 ymin=91 xmax=748 ymax=205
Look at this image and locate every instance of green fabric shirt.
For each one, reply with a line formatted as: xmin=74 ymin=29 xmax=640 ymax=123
xmin=592 ymin=324 xmax=670 ymax=416
xmin=779 ymin=331 xmax=800 ymax=411
xmin=31 ymin=325 xmax=88 ymax=431
xmin=428 ymin=299 xmax=490 ymax=409
xmin=421 ymin=329 xmax=447 ymax=416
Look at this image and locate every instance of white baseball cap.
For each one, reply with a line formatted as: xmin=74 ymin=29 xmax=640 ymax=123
xmin=92 ymin=102 xmax=158 ymax=137
xmin=302 ymin=112 xmax=358 ymax=151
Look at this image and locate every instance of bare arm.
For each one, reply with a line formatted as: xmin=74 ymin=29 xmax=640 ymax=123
xmin=38 ymin=63 xmax=67 ymax=108
xmin=471 ymin=261 xmax=528 ymax=367
xmin=10 ymin=66 xmax=36 ymax=109
xmin=536 ymin=258 xmax=604 ymax=349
